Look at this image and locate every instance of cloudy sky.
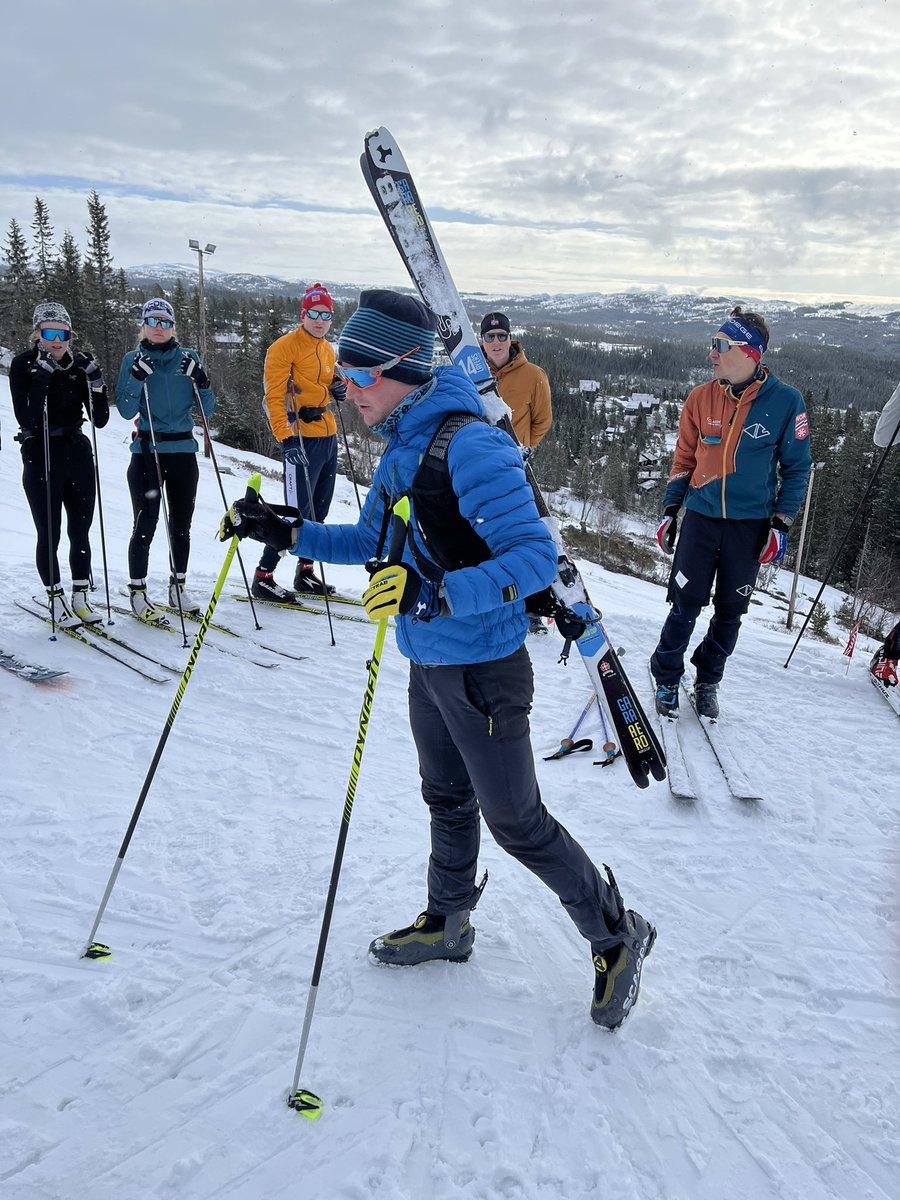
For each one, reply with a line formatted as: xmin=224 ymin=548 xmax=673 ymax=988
xmin=3 ymin=0 xmax=899 ymax=302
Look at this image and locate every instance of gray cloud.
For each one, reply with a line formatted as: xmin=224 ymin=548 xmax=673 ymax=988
xmin=1 ymin=0 xmax=898 ymax=300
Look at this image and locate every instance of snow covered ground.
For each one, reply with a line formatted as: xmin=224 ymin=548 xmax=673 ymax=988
xmin=0 ymin=376 xmax=897 ymax=1200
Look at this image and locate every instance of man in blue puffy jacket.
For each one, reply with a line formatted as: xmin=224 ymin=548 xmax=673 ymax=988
xmin=224 ymin=290 xmax=655 ymax=1030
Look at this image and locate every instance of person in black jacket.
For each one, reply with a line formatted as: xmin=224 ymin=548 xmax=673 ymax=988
xmin=10 ymin=301 xmax=109 ymax=627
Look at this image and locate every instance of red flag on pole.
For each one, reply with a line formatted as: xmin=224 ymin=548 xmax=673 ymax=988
xmin=843 ymin=619 xmax=860 ymax=659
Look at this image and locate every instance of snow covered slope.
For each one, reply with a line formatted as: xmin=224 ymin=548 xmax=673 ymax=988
xmin=0 ymin=377 xmax=897 ymax=1200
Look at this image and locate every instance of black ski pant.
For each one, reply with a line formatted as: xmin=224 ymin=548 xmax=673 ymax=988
xmin=126 ymin=451 xmax=199 ymax=579
xmin=259 ymin=435 xmax=337 ymax=572
xmin=408 ymin=646 xmax=624 ymax=952
xmin=20 ymin=432 xmax=96 ymax=587
xmin=650 ymin=509 xmax=769 ymax=686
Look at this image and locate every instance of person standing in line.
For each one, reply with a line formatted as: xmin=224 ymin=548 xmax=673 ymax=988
xmin=115 ymin=298 xmax=216 ymax=622
xmin=10 ymin=302 xmax=109 ymax=627
xmin=479 ymin=310 xmax=553 ymax=635
xmin=650 ymin=307 xmax=811 ymax=718
xmin=252 ymin=282 xmax=343 ymax=602
xmin=222 ymin=289 xmax=656 ymax=1032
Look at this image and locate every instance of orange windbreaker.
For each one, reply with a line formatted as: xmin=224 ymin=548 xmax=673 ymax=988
xmin=263 ymin=326 xmax=336 ymax=441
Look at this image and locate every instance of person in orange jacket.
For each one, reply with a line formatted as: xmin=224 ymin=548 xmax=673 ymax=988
xmin=480 ymin=310 xmax=553 ymax=634
xmin=253 ymin=283 xmax=343 ymax=600
xmin=479 ymin=311 xmax=552 ymax=449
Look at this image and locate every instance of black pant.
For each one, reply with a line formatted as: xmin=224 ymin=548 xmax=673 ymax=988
xmin=651 ymin=509 xmax=769 ymax=686
xmin=126 ymin=452 xmax=199 ymax=579
xmin=408 ymin=647 xmax=623 ymax=951
xmin=21 ymin=433 xmax=96 ymax=587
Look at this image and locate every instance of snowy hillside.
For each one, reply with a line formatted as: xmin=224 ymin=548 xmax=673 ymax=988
xmin=0 ymin=376 xmax=897 ymax=1200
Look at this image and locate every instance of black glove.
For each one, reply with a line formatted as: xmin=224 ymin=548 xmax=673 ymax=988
xmin=656 ymin=505 xmax=679 ymax=554
xmin=281 ymin=436 xmax=308 ymax=466
xmin=179 ymin=354 xmax=210 ymax=389
xmin=37 ymin=352 xmax=61 ymax=374
xmin=330 ymin=378 xmax=347 ymax=405
xmin=73 ymin=352 xmax=103 ymax=388
xmin=131 ymin=353 xmax=154 ymax=382
xmin=219 ymin=495 xmax=302 ymax=551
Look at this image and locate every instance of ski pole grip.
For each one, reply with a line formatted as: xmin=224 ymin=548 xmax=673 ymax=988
xmin=386 ymin=496 xmax=410 ymax=565
xmin=245 ymin=473 xmax=262 ymax=504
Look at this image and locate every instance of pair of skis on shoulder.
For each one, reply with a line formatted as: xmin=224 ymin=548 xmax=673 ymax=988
xmin=360 ymin=128 xmax=665 ymax=791
xmin=650 ymin=669 xmax=762 ymax=803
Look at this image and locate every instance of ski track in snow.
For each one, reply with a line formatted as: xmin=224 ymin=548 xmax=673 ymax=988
xmin=0 ymin=379 xmax=897 ymax=1200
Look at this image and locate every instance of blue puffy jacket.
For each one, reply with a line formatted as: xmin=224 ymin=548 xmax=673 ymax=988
xmin=116 ymin=340 xmax=216 ymax=454
xmin=296 ymin=366 xmax=558 ymax=665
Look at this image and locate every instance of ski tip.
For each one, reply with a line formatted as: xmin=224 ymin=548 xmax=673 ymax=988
xmin=82 ymin=942 xmax=112 ymax=962
xmin=288 ymin=1088 xmax=323 ymax=1120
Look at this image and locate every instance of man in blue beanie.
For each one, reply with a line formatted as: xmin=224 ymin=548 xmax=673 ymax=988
xmin=222 ymin=289 xmax=655 ymax=1030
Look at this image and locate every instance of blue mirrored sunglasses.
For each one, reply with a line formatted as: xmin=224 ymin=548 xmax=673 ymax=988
xmin=305 ymin=310 xmax=333 ymax=321
xmin=146 ymin=317 xmax=175 ymax=329
xmin=40 ymin=327 xmax=71 ymax=342
xmin=336 ymin=346 xmax=422 ymax=389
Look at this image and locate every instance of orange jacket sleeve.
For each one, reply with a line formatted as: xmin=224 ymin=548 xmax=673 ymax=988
xmin=529 ymin=369 xmax=553 ymax=447
xmin=263 ymin=335 xmax=293 ymax=443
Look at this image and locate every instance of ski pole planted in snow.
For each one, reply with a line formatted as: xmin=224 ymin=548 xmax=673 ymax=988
xmin=286 ymin=496 xmax=410 ymax=1119
xmin=81 ymin=474 xmax=262 ymax=962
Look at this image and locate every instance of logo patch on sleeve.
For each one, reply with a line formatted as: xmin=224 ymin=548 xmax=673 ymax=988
xmin=501 ymin=584 xmax=518 ymax=603
xmin=795 ymin=412 xmax=809 ymax=440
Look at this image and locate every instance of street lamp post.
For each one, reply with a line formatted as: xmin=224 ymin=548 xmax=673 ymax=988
xmin=188 ymin=239 xmax=216 ymax=458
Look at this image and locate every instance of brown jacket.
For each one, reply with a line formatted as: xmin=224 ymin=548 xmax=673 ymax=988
xmin=489 ymin=344 xmax=552 ymax=448
xmin=263 ymin=326 xmax=336 ymax=441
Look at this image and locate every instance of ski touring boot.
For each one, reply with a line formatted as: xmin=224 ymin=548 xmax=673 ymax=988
xmin=251 ymin=569 xmax=296 ymax=604
xmin=168 ymin=573 xmax=202 ymax=615
xmin=47 ymin=586 xmax=81 ymax=630
xmin=368 ymin=910 xmax=475 ymax=966
xmin=293 ymin=561 xmax=335 ymax=596
xmin=591 ymin=866 xmax=656 ymax=1031
xmin=71 ymin=580 xmax=102 ymax=625
xmin=128 ymin=580 xmax=167 ymax=625
xmin=654 ymin=681 xmax=679 ymax=718
xmin=693 ymin=681 xmax=720 ymax=720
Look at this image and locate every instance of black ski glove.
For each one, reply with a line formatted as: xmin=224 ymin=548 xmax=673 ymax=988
xmin=220 ymin=494 xmax=302 ymax=552
xmin=37 ymin=351 xmax=62 ymax=373
xmin=330 ymin=378 xmax=347 ymax=405
xmin=73 ymin=351 xmax=104 ymax=389
xmin=179 ymin=354 xmax=210 ymax=390
xmin=131 ymin=353 xmax=154 ymax=382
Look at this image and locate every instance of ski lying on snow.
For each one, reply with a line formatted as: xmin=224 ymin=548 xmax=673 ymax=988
xmin=679 ymin=681 xmax=763 ymax=802
xmin=360 ymin=126 xmax=666 ymax=791
xmin=15 ymin=601 xmax=169 ymax=684
xmin=0 ymin=650 xmax=68 ymax=685
xmin=108 ymin=604 xmax=279 ymax=670
xmin=231 ymin=593 xmax=379 ymax=627
xmin=153 ymin=602 xmax=307 ymax=663
xmin=647 ymin=669 xmax=697 ymax=801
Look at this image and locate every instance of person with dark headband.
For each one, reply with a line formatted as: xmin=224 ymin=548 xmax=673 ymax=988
xmin=10 ymin=301 xmax=110 ymax=627
xmin=253 ymin=282 xmax=341 ymax=602
xmin=221 ymin=288 xmax=656 ymax=1033
xmin=115 ymin=297 xmax=216 ymax=623
xmin=650 ymin=305 xmax=812 ymax=718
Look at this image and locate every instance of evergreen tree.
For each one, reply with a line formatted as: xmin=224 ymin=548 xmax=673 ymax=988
xmin=83 ymin=190 xmax=114 ymax=368
xmin=51 ymin=230 xmax=84 ymax=335
xmin=0 ymin=217 xmax=34 ymax=349
xmin=31 ymin=197 xmax=55 ymax=297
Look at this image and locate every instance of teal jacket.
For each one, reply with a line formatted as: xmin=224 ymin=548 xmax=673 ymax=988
xmin=296 ymin=366 xmax=557 ymax=665
xmin=116 ymin=340 xmax=216 ymax=454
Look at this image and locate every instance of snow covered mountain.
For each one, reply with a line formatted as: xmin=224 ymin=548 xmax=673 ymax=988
xmin=125 ymin=265 xmax=900 ymax=356
xmin=1 ymin=376 xmax=897 ymax=1200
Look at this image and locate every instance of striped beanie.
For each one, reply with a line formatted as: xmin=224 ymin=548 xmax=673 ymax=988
xmin=338 ymin=290 xmax=436 ymax=384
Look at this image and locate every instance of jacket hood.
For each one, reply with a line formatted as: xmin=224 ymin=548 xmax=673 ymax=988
xmin=384 ymin=365 xmax=484 ymax=445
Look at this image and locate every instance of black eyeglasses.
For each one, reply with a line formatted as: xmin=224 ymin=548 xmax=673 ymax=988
xmin=146 ymin=317 xmax=175 ymax=329
xmin=483 ymin=331 xmax=509 ymax=343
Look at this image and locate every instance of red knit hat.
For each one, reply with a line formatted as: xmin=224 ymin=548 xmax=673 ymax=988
xmin=301 ymin=283 xmax=333 ymax=313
